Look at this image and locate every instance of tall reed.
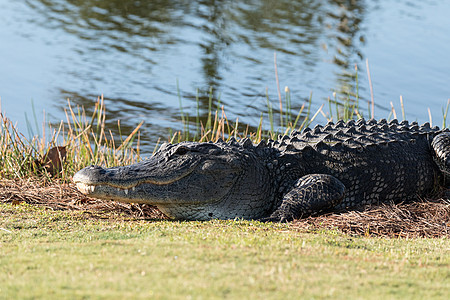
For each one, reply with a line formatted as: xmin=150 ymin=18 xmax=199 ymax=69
xmin=0 ymin=96 xmax=141 ymax=182
xmin=1 ymin=65 xmax=449 ymax=183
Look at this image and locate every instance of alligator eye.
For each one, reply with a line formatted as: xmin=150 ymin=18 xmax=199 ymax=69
xmin=174 ymin=147 xmax=188 ymax=155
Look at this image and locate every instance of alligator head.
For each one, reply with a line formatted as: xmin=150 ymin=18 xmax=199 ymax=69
xmin=73 ymin=140 xmax=274 ymax=220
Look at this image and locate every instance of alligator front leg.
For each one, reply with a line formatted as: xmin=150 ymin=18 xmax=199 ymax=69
xmin=260 ymin=174 xmax=345 ymax=222
xmin=431 ymin=132 xmax=450 ymax=179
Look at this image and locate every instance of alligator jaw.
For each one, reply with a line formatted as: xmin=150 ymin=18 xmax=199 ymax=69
xmin=75 ymin=181 xmax=138 ymax=199
xmin=72 ymin=162 xmax=198 ymax=202
xmin=73 ymin=170 xmax=195 ymax=191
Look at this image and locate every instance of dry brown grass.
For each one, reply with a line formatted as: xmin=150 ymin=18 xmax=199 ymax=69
xmin=0 ymin=178 xmax=166 ymax=220
xmin=292 ymin=199 xmax=450 ymax=238
xmin=1 ymin=178 xmax=448 ymax=238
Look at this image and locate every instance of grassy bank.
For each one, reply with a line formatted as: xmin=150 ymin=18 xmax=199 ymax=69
xmin=0 ymin=92 xmax=449 ymax=239
xmin=1 ymin=203 xmax=448 ymax=299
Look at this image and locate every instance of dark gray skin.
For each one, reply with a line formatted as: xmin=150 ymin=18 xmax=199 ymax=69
xmin=73 ymin=119 xmax=450 ymax=222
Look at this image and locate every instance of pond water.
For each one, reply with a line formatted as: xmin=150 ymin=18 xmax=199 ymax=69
xmin=1 ymin=0 xmax=449 ymax=153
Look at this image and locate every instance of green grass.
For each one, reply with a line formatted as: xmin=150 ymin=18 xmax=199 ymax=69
xmin=0 ymin=203 xmax=448 ymax=299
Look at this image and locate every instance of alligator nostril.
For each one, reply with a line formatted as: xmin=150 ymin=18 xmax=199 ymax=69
xmin=89 ymin=165 xmax=103 ymax=170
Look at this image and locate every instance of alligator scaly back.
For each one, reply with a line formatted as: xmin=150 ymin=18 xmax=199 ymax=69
xmin=270 ymin=118 xmax=444 ymax=153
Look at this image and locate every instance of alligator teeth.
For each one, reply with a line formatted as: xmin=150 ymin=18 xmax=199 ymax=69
xmin=124 ymin=189 xmax=129 ymax=195
xmin=76 ymin=183 xmax=95 ymax=194
xmin=132 ymin=186 xmax=136 ymax=192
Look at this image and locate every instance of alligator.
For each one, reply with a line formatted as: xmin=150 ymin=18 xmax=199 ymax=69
xmin=73 ymin=118 xmax=450 ymax=222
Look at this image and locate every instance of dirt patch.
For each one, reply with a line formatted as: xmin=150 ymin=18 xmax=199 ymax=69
xmin=1 ymin=178 xmax=448 ymax=238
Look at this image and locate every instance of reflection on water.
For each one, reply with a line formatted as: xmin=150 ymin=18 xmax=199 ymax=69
xmin=1 ymin=0 xmax=449 ymax=152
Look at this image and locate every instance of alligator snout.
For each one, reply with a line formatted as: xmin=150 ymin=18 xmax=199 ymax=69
xmin=73 ymin=165 xmax=106 ymax=184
